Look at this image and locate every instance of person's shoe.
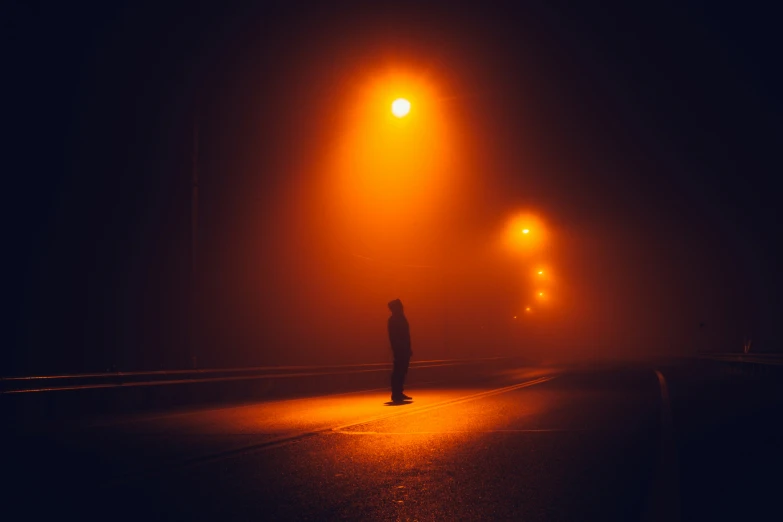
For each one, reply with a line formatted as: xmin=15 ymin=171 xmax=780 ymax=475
xmin=391 ymin=395 xmax=405 ymax=403
xmin=401 ymin=393 xmax=412 ymax=400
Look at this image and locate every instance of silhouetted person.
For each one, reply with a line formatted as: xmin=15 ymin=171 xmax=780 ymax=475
xmin=388 ymin=298 xmax=412 ymax=402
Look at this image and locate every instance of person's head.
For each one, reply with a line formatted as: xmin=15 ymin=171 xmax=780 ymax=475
xmin=388 ymin=298 xmax=404 ymax=315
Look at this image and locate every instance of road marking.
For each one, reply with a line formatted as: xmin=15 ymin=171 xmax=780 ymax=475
xmin=104 ymin=375 xmax=556 ymax=483
xmin=331 ymin=376 xmax=556 ymax=431
xmin=3 ymin=363 xmax=466 ymax=394
xmin=1 ymin=357 xmax=510 ymax=383
xmin=84 ymin=380 xmax=447 ymax=429
xmin=648 ymin=370 xmax=680 ymax=522
xmin=334 ymin=428 xmax=601 ymax=435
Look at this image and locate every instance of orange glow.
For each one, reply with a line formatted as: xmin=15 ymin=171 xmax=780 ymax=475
xmin=326 ymin=68 xmax=459 ymax=263
xmin=525 ymin=307 xmax=531 ymax=311
xmin=532 ymin=265 xmax=557 ymax=285
xmin=391 ymin=98 xmax=411 ymax=117
xmin=538 ymin=292 xmax=544 ymax=296
xmin=502 ymin=212 xmax=549 ymax=254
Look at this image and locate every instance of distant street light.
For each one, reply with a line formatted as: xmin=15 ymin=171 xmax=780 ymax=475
xmin=503 ymin=213 xmax=547 ymax=253
xmin=537 ymin=270 xmax=543 ymax=275
xmin=391 ymin=98 xmax=411 ymax=118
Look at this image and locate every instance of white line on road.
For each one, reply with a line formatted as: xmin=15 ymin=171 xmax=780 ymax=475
xmin=647 ymin=370 xmax=680 ymax=522
xmin=86 ymin=380 xmax=448 ymax=429
xmin=4 ymin=362 xmax=468 ymax=394
xmin=196 ymin=376 xmax=555 ymax=462
xmin=2 ymin=357 xmax=510 ymax=382
xmin=334 ymin=428 xmax=603 ymax=435
xmin=107 ymin=375 xmax=557 ymax=482
xmin=331 ymin=376 xmax=556 ymax=432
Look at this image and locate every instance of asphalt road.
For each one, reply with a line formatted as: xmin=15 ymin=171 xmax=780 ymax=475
xmin=4 ymin=360 xmax=782 ymax=521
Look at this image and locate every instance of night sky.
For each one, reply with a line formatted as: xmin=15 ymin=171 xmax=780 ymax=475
xmin=5 ymin=1 xmax=781 ymax=376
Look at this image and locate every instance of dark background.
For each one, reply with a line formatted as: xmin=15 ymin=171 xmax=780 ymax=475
xmin=4 ymin=1 xmax=780 ymax=376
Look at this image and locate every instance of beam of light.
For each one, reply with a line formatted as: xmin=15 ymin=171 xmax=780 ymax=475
xmin=326 ymin=70 xmax=457 ymax=265
xmin=391 ymin=98 xmax=411 ymax=117
xmin=319 ymin=65 xmax=471 ymax=338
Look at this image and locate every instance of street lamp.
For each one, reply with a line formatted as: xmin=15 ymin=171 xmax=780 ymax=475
xmin=502 ymin=213 xmax=547 ymax=253
xmin=391 ymin=98 xmax=411 ymax=118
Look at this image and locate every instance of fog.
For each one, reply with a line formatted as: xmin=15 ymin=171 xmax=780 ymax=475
xmin=6 ymin=3 xmax=779 ymax=375
xmin=192 ymin=36 xmax=767 ymax=368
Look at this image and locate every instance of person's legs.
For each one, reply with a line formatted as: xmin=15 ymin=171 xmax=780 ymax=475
xmin=400 ymin=356 xmax=410 ymax=396
xmin=391 ymin=355 xmax=411 ymax=400
xmin=391 ymin=358 xmax=404 ymax=399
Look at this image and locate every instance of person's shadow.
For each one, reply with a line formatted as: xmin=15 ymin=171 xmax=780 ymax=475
xmin=383 ymin=400 xmax=413 ymax=406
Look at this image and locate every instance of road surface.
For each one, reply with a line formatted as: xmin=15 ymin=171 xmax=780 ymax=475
xmin=4 ymin=360 xmax=782 ymax=520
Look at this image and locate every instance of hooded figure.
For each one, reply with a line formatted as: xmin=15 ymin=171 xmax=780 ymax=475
xmin=388 ymin=299 xmax=412 ymax=402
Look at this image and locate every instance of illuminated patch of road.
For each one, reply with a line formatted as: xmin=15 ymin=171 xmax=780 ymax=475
xmin=104 ymin=375 xmax=557 ymax=484
xmin=178 ymin=376 xmax=556 ymax=469
xmin=331 ymin=376 xmax=555 ymax=432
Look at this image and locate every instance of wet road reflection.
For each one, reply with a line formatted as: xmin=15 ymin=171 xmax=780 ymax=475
xmin=93 ymin=366 xmax=660 ymax=520
xmin=7 ymin=364 xmax=665 ymax=521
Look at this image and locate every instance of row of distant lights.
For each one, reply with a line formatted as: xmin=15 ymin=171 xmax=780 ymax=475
xmin=513 ymin=267 xmax=546 ymax=319
xmin=391 ymin=99 xmax=546 ymax=321
xmin=514 ymin=227 xmax=547 ymax=319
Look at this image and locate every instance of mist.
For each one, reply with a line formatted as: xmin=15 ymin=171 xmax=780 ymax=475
xmin=6 ymin=2 xmax=779 ymax=375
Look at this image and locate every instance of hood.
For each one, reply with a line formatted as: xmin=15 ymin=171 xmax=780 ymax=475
xmin=388 ymin=299 xmax=404 ymax=315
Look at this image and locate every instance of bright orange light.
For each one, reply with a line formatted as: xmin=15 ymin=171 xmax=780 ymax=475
xmin=533 ymin=266 xmax=556 ymax=284
xmin=391 ymin=98 xmax=411 ymax=117
xmin=538 ymin=292 xmax=544 ymax=296
xmin=525 ymin=307 xmax=531 ymax=312
xmin=502 ymin=212 xmax=549 ymax=254
xmin=327 ymin=69 xmax=458 ymax=261
xmin=513 ymin=315 xmax=518 ymax=319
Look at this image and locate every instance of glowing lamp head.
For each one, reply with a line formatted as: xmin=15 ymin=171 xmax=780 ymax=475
xmin=391 ymin=98 xmax=411 ymax=118
xmin=522 ymin=229 xmax=530 ymax=234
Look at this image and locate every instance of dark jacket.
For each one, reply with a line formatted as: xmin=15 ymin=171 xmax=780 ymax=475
xmin=387 ymin=299 xmax=412 ymax=357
